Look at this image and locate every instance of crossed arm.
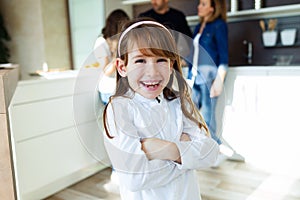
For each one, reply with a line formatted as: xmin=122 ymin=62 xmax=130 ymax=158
xmin=141 ymin=133 xmax=191 ymax=164
xmin=104 ymin=101 xmax=219 ymax=191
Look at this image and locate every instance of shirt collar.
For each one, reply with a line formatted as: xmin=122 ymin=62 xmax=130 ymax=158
xmin=129 ymin=89 xmax=164 ymax=104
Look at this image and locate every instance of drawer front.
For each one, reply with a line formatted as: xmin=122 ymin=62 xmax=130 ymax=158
xmin=10 ymin=96 xmax=75 ymax=141
xmin=14 ymin=127 xmax=102 ymax=195
xmin=13 ymin=78 xmax=76 ymax=104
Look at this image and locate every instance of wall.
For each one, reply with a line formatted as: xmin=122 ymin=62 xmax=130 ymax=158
xmin=0 ymin=0 xmax=71 ymax=80
xmin=229 ymin=16 xmax=300 ymax=66
xmin=0 ymin=0 xmax=132 ymax=78
xmin=105 ymin=0 xmax=132 ymax=18
xmin=41 ymin=0 xmax=72 ymax=71
xmin=68 ymin=0 xmax=105 ymax=69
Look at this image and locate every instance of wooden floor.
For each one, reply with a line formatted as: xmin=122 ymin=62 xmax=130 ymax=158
xmin=45 ymin=160 xmax=300 ymax=200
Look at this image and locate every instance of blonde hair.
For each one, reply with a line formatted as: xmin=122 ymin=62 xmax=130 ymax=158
xmin=103 ymin=18 xmax=210 ymax=138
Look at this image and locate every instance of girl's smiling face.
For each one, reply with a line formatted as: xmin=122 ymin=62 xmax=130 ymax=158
xmin=117 ymin=46 xmax=172 ymax=99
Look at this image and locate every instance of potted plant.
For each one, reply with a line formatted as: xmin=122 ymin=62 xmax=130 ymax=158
xmin=0 ymin=12 xmax=10 ymax=63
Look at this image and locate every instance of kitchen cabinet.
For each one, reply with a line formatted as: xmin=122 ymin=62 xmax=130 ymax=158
xmin=217 ymin=66 xmax=300 ymax=168
xmin=0 ymin=66 xmax=19 ymax=200
xmin=9 ymin=75 xmax=108 ymax=199
xmin=187 ymin=4 xmax=300 ymax=25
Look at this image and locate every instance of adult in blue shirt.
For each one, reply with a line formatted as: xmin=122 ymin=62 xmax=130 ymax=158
xmin=188 ymin=0 xmax=236 ymax=166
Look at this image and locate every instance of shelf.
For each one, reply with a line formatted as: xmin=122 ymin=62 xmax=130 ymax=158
xmin=122 ymin=0 xmax=150 ymax=5
xmin=187 ymin=4 xmax=300 ymax=25
xmin=228 ymin=4 xmax=300 ymax=22
xmin=264 ymin=42 xmax=300 ymax=48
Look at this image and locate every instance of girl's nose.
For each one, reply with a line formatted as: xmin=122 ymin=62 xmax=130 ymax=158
xmin=146 ymin=62 xmax=159 ymax=76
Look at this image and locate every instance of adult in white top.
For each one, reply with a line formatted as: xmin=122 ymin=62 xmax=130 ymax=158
xmin=93 ymin=9 xmax=129 ymax=104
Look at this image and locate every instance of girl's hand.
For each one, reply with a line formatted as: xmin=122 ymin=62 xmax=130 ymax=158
xmin=141 ymin=138 xmax=181 ymax=163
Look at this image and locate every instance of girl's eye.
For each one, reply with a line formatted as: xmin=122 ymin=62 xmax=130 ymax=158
xmin=135 ymin=59 xmax=146 ymax=64
xmin=157 ymin=58 xmax=168 ymax=63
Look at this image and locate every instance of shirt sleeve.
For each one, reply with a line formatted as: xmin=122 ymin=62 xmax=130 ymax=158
xmin=94 ymin=37 xmax=110 ymax=57
xmin=103 ymin=102 xmax=188 ymax=192
xmin=215 ymin=21 xmax=229 ymax=70
xmin=174 ymin=114 xmax=219 ymax=170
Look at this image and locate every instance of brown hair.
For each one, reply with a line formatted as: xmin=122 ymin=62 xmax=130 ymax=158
xmin=203 ymin=0 xmax=227 ymax=22
xmin=103 ymin=18 xmax=209 ymax=138
xmin=101 ymin=9 xmax=130 ymax=39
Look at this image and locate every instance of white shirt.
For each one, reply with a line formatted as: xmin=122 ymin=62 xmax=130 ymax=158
xmin=93 ymin=37 xmax=116 ymax=94
xmin=103 ymin=91 xmax=219 ymax=200
xmin=192 ymin=33 xmax=201 ymax=72
xmin=94 ymin=36 xmax=110 ymax=64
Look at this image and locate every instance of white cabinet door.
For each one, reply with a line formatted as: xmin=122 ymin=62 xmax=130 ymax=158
xmin=9 ymin=77 xmax=108 ymax=200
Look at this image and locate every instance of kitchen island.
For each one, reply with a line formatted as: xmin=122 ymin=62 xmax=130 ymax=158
xmin=9 ymin=72 xmax=109 ymax=200
xmin=218 ymin=66 xmax=300 ymax=175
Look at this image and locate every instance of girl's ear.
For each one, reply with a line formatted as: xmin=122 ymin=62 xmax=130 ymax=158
xmin=116 ymin=58 xmax=127 ymax=77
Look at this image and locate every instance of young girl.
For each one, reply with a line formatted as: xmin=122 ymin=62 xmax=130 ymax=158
xmin=102 ymin=19 xmax=219 ymax=200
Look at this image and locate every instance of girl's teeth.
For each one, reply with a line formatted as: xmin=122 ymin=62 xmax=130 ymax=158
xmin=142 ymin=81 xmax=159 ymax=88
xmin=144 ymin=82 xmax=158 ymax=85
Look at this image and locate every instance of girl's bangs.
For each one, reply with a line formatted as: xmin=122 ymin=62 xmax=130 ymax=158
xmin=125 ymin=27 xmax=176 ymax=58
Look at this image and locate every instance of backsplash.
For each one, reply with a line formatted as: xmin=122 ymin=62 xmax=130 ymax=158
xmin=229 ymin=15 xmax=300 ymax=66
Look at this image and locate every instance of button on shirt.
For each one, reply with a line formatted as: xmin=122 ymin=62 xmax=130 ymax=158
xmin=103 ymin=91 xmax=219 ymax=200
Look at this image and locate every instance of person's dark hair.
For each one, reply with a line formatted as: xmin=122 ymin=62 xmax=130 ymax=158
xmin=101 ymin=9 xmax=130 ymax=39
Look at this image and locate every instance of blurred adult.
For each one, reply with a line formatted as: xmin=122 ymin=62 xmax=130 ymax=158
xmin=138 ymin=0 xmax=192 ymax=74
xmin=93 ymin=9 xmax=129 ymax=193
xmin=188 ymin=0 xmax=243 ymax=167
xmin=94 ymin=9 xmax=130 ymax=105
xmin=138 ymin=0 xmax=192 ymax=38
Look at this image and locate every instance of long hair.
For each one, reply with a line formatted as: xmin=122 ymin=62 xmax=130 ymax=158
xmin=202 ymin=0 xmax=227 ymax=23
xmin=103 ymin=18 xmax=209 ymax=138
xmin=101 ymin=9 xmax=130 ymax=39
